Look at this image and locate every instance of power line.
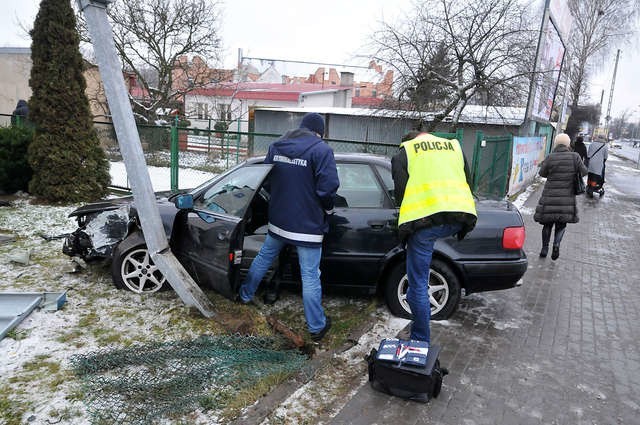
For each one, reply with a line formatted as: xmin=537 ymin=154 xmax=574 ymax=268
xmin=241 ymin=56 xmax=371 ymax=70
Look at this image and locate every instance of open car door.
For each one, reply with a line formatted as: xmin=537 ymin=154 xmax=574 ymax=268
xmin=171 ymin=164 xmax=273 ymax=299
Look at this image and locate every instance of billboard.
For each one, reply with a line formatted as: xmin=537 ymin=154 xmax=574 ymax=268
xmin=531 ymin=19 xmax=565 ymax=122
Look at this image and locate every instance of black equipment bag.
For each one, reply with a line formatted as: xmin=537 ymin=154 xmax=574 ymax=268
xmin=366 ymin=340 xmax=448 ymax=403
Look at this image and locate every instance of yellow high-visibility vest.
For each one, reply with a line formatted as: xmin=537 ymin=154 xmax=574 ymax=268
xmin=398 ymin=134 xmax=476 ymax=226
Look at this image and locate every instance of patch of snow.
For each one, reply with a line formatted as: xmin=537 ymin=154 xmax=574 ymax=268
xmin=511 ymin=180 xmax=539 ymax=211
xmin=109 ymin=161 xmax=216 ymax=191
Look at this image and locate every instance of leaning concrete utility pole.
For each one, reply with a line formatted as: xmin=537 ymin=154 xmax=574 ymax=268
xmin=77 ymin=0 xmax=215 ymax=318
xmin=604 ymin=49 xmax=621 ymax=139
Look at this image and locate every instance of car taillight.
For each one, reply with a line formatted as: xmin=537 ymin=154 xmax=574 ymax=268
xmin=503 ymin=226 xmax=525 ymax=250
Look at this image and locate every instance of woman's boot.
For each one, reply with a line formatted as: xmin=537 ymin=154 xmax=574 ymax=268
xmin=551 ymin=223 xmax=566 ymax=260
xmin=540 ymin=224 xmax=552 ymax=257
xmin=551 ymin=245 xmax=560 ymax=260
xmin=540 ymin=246 xmax=549 ymax=257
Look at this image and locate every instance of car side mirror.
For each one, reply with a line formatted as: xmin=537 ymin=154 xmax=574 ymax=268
xmin=174 ymin=194 xmax=194 ymax=210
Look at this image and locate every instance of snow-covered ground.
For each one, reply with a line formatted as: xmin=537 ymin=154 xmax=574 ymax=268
xmin=109 ymin=159 xmax=217 ymax=191
xmin=610 ymin=140 xmax=640 ymax=165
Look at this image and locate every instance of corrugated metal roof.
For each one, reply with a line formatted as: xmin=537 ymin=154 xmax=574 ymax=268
xmin=254 ymin=105 xmax=525 ymax=126
xmin=0 ymin=47 xmax=31 ymax=55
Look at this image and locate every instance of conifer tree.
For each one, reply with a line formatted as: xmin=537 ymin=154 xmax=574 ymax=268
xmin=28 ymin=0 xmax=110 ymax=203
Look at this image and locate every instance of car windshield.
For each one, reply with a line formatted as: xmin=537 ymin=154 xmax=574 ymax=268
xmin=193 ymin=164 xmax=271 ymax=217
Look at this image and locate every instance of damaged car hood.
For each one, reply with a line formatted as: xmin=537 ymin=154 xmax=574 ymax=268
xmin=64 ymin=193 xmax=181 ymax=259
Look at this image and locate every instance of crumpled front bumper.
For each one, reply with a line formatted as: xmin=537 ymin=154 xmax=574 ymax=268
xmin=62 ymin=206 xmax=131 ymax=260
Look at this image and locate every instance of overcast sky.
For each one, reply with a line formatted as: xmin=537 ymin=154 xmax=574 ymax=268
xmin=1 ymin=0 xmax=638 ymax=120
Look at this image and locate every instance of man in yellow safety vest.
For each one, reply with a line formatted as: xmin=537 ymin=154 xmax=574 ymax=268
xmin=391 ymin=131 xmax=477 ymax=344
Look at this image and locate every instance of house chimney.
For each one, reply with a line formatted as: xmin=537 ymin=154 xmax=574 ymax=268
xmin=340 ymin=72 xmax=354 ymax=108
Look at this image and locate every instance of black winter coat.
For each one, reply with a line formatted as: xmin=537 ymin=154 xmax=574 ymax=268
xmin=573 ymin=140 xmax=587 ymax=162
xmin=534 ymin=145 xmax=588 ymax=224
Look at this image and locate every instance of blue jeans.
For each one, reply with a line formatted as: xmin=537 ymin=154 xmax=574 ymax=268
xmin=406 ymin=223 xmax=462 ymax=344
xmin=239 ymin=234 xmax=327 ymax=334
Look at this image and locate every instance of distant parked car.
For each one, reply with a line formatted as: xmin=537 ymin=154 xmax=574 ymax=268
xmin=62 ymin=154 xmax=528 ymax=320
xmin=610 ymin=140 xmax=622 ymax=149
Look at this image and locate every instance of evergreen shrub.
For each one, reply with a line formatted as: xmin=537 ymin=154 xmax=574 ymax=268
xmin=0 ymin=126 xmax=34 ymax=193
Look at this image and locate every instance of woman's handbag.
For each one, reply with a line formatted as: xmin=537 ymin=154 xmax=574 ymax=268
xmin=574 ymin=172 xmax=585 ymax=195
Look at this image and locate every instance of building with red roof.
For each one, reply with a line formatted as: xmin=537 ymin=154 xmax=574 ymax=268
xmin=185 ymin=75 xmax=354 ymax=132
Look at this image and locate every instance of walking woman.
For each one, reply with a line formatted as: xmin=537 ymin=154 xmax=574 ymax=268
xmin=534 ymin=133 xmax=588 ymax=260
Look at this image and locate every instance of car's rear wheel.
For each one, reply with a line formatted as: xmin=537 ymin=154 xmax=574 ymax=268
xmin=384 ymin=258 xmax=461 ymax=320
xmin=111 ymin=239 xmax=167 ymax=293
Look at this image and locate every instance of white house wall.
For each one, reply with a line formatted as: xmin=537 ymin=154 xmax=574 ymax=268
xmin=185 ymin=89 xmax=352 ymax=134
xmin=300 ymin=92 xmax=336 ymax=108
xmin=185 ymin=95 xmax=299 ymax=133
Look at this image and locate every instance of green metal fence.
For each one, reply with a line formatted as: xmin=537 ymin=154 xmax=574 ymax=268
xmin=471 ymin=131 xmax=513 ymax=197
xmin=537 ymin=124 xmax=554 ymax=155
xmin=2 ymin=111 xmax=516 ymax=198
xmin=98 ymin=119 xmax=403 ymax=192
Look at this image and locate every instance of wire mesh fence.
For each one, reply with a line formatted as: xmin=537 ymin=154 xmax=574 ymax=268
xmin=103 ymin=120 xmax=401 ymax=192
xmin=70 ymin=335 xmax=308 ymax=424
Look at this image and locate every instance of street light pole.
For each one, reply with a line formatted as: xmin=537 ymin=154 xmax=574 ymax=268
xmin=77 ymin=0 xmax=216 ymax=317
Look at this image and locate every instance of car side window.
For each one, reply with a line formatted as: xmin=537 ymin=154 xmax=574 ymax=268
xmin=194 ymin=164 xmax=271 ymax=217
xmin=374 ymin=164 xmax=396 ymax=206
xmin=336 ymin=163 xmax=386 ymax=208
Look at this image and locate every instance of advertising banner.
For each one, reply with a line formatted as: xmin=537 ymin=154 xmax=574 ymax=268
xmin=531 ymin=19 xmax=565 ymax=122
xmin=549 ymin=0 xmax=572 ymax=42
xmin=508 ymin=136 xmax=547 ymax=196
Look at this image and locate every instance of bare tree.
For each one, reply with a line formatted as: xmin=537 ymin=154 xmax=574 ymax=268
xmin=79 ymin=0 xmax=223 ymax=122
xmin=368 ymin=0 xmax=538 ymax=131
xmin=609 ymin=108 xmax=636 ymax=139
xmin=567 ymin=0 xmax=639 ymax=107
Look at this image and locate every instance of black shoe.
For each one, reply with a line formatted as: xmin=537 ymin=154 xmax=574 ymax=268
xmin=235 ymin=294 xmax=262 ymax=307
xmin=263 ymin=290 xmax=279 ymax=305
xmin=539 ymin=246 xmax=548 ymax=258
xmin=311 ymin=316 xmax=331 ymax=342
xmin=551 ymin=246 xmax=560 ymax=260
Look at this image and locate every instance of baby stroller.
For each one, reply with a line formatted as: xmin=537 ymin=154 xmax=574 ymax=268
xmin=586 ymin=172 xmax=604 ymax=198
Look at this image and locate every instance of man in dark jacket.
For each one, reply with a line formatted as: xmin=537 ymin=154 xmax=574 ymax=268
xmin=391 ymin=131 xmax=476 ymax=344
xmin=238 ymin=112 xmax=339 ymax=341
xmin=573 ymin=135 xmax=588 ymax=162
xmin=11 ymin=100 xmax=29 ymax=126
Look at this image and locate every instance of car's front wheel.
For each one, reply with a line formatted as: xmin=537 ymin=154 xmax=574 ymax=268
xmin=111 ymin=237 xmax=167 ymax=293
xmin=384 ymin=258 xmax=461 ymax=320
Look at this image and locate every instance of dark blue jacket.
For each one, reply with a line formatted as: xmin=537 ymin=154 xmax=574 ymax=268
xmin=11 ymin=100 xmax=29 ymax=125
xmin=265 ymin=128 xmax=339 ymax=247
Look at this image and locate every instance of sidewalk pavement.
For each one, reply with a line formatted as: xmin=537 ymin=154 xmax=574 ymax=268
xmin=331 ymin=154 xmax=640 ymax=424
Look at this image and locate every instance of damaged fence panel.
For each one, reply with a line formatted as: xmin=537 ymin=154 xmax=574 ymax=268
xmin=0 ymin=292 xmax=67 ymax=340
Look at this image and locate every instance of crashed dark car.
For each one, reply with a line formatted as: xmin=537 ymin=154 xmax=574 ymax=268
xmin=63 ymin=153 xmax=528 ymax=320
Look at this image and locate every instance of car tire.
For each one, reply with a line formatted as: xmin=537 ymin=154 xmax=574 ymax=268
xmin=111 ymin=233 xmax=167 ymax=293
xmin=384 ymin=258 xmax=461 ymax=321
